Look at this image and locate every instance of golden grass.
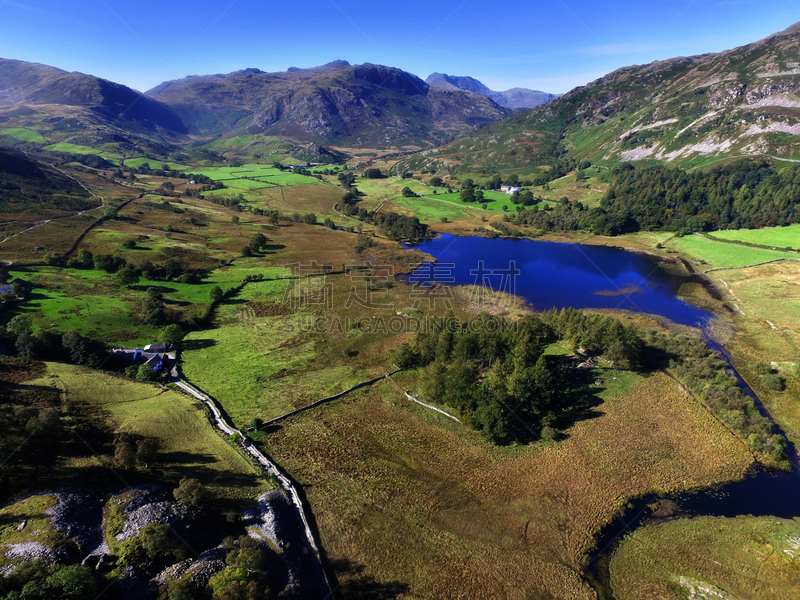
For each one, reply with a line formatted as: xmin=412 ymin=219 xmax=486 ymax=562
xmin=610 ymin=515 xmax=800 ymax=600
xmin=264 ymin=371 xmax=752 ymax=599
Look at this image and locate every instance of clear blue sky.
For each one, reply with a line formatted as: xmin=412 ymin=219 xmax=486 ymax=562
xmin=1 ymin=0 xmax=798 ymax=94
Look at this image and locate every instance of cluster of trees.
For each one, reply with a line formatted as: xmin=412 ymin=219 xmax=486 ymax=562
xmin=394 ymin=310 xmax=642 ymax=443
xmin=511 ymin=200 xmax=638 ymax=236
xmin=512 ymin=160 xmax=800 ymax=236
xmin=642 ymin=330 xmax=786 ymax=464
xmin=0 ymin=562 xmax=97 ymax=600
xmin=601 ymin=160 xmax=800 ymax=232
xmin=5 ymin=315 xmax=105 ymax=364
xmin=0 ymin=394 xmax=63 ymax=501
xmin=240 ymin=233 xmax=270 ymax=257
xmin=64 ymin=247 xmax=204 ymax=287
xmin=372 ymin=212 xmax=430 ymax=240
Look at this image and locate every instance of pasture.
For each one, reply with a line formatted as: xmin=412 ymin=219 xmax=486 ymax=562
xmin=667 ymin=234 xmax=799 ymax=270
xmin=707 ymin=224 xmax=800 ymax=249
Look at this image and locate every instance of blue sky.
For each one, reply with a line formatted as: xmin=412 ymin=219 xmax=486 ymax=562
xmin=0 ymin=0 xmax=798 ymax=93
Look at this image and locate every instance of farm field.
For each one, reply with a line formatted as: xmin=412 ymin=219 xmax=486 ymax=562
xmin=264 ymin=370 xmax=752 ymax=598
xmin=665 ymin=234 xmax=799 ymax=270
xmin=609 ymin=515 xmax=800 ymax=600
xmin=707 ymin=224 xmax=800 ymax=249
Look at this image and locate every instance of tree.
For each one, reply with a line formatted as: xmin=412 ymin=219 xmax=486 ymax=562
xmin=163 ymin=258 xmax=183 ymax=279
xmin=240 ymin=245 xmax=253 ymax=257
xmin=430 ymin=176 xmax=443 ymax=187
xmin=401 ymin=186 xmax=416 ymax=197
xmin=363 ymin=168 xmax=382 ymax=179
xmin=7 ymin=315 xmax=33 ymax=336
xmin=136 ymin=438 xmax=159 ymax=467
xmin=210 ymin=286 xmax=224 ymax=303
xmin=459 ymin=188 xmax=475 ymax=203
xmin=161 ymin=324 xmax=184 ymax=345
xmin=75 ymin=249 xmax=94 ymax=268
xmin=173 ymin=477 xmax=207 ymax=507
xmin=62 ymin=331 xmax=89 ymax=365
xmin=136 ymin=364 xmax=158 ymax=382
xmin=248 ymin=233 xmax=267 ymax=253
xmin=114 ymin=434 xmax=137 ymax=469
xmin=115 ymin=265 xmax=140 ymax=288
xmin=461 ymin=178 xmax=474 ymax=190
xmin=104 ymin=206 xmax=119 ymax=220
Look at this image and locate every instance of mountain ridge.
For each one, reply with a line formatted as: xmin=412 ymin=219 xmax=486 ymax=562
xmin=403 ymin=21 xmax=800 ymax=174
xmin=425 ymin=72 xmax=560 ymax=109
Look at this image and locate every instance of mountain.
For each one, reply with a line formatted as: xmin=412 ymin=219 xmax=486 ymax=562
xmin=148 ymin=62 xmax=509 ymax=149
xmin=426 ymin=72 xmax=560 ymax=109
xmin=0 ymin=58 xmax=186 ymax=133
xmin=406 ymin=22 xmax=800 ymax=174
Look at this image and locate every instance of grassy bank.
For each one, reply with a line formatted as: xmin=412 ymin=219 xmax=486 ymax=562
xmin=610 ymin=515 xmax=800 ymax=600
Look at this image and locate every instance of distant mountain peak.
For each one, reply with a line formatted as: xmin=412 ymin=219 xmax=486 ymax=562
xmin=425 ymin=72 xmax=559 ymax=109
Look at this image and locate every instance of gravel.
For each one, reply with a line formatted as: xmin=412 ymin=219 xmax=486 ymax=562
xmin=4 ymin=541 xmax=69 ymax=564
xmin=46 ymin=490 xmax=105 ymax=552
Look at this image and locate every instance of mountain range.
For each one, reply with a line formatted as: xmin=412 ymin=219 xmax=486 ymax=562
xmin=147 ymin=61 xmax=508 ymax=148
xmin=403 ymin=21 xmax=800 ymax=173
xmin=3 ymin=21 xmax=800 ymax=169
xmin=425 ymin=73 xmax=560 ymax=109
xmin=0 ymin=59 xmax=517 ymax=154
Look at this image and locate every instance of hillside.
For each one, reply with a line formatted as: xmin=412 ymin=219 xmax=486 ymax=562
xmin=405 ymin=21 xmax=800 ymax=173
xmin=426 ymin=72 xmax=560 ymax=109
xmin=0 ymin=58 xmax=186 ymax=133
xmin=148 ymin=62 xmax=509 ymax=149
xmin=0 ymin=148 xmax=99 ymax=218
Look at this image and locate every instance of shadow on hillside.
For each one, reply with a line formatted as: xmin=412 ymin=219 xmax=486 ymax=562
xmin=180 ymin=339 xmax=216 ymax=351
xmin=328 ymin=558 xmax=410 ymax=599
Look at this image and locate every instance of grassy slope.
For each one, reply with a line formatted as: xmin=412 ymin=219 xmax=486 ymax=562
xmin=31 ymin=362 xmax=269 ymax=502
xmin=610 ymin=515 xmax=800 ymax=600
xmin=264 ymin=370 xmax=752 ymax=599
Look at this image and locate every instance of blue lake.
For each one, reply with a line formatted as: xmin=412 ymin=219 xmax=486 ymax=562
xmin=405 ymin=234 xmax=800 ymax=599
xmin=405 ymin=235 xmax=713 ymax=327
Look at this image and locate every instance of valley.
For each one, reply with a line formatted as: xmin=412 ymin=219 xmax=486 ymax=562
xmin=1 ymin=18 xmax=800 ymax=600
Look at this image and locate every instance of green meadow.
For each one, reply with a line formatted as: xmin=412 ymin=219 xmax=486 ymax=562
xmin=667 ymin=234 xmax=799 ymax=270
xmin=707 ymin=224 xmax=800 ymax=249
xmin=0 ymin=127 xmax=47 ymax=143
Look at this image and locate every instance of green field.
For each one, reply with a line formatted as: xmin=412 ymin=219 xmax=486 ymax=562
xmin=393 ymin=196 xmax=472 ymax=224
xmin=224 ymin=178 xmax=275 ymax=190
xmin=43 ymin=143 xmax=121 ymax=163
xmin=0 ymin=127 xmax=47 ymax=143
xmin=181 ymin=316 xmax=363 ymax=426
xmin=610 ymin=515 xmax=800 ymax=600
xmin=33 ymin=362 xmax=270 ymax=502
xmin=707 ymin=224 xmax=800 ymax=249
xmin=667 ymin=234 xmax=799 ymax=270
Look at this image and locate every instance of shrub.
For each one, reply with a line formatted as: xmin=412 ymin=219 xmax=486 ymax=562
xmin=173 ymin=477 xmax=207 ymax=507
xmin=762 ymin=373 xmax=786 ymax=391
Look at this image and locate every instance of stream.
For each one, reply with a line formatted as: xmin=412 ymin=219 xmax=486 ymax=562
xmin=404 ymin=234 xmax=800 ymax=599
